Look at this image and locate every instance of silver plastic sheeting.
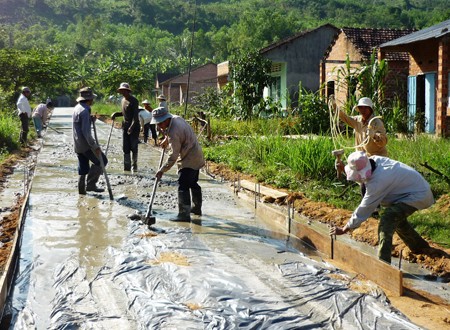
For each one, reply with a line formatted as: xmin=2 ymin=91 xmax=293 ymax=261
xmin=4 ymin=108 xmax=424 ymax=329
xmin=45 ymin=224 xmax=420 ymax=329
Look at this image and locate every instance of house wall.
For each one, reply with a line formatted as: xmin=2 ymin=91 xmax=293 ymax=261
xmin=323 ymin=32 xmax=363 ymax=107
xmin=262 ymin=25 xmax=338 ymax=108
xmin=409 ymin=39 xmax=439 ymax=75
xmin=407 ymin=38 xmax=449 ymax=136
xmin=160 ymin=63 xmax=218 ymax=105
xmin=166 ymin=63 xmax=217 ymax=104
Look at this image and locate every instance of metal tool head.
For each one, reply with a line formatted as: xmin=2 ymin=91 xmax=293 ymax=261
xmin=332 ymin=149 xmax=344 ymax=157
xmin=142 ymin=215 xmax=156 ymax=226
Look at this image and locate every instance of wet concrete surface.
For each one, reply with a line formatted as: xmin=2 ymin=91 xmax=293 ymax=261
xmin=3 ymin=107 xmax=427 ymax=329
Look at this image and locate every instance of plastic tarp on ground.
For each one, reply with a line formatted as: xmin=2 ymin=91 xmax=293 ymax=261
xmin=4 ymin=108 xmax=424 ymax=329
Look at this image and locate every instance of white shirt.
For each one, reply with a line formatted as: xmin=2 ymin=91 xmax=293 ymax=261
xmin=347 ymin=156 xmax=434 ymax=229
xmin=17 ymin=93 xmax=32 ymax=118
xmin=138 ymin=108 xmax=152 ymax=126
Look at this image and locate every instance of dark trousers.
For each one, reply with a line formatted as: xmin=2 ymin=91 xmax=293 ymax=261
xmin=378 ymin=203 xmax=429 ymax=263
xmin=19 ymin=113 xmax=29 ymax=144
xmin=77 ymin=149 xmax=108 ymax=175
xmin=123 ymin=129 xmax=139 ymax=155
xmin=178 ymin=168 xmax=200 ymax=193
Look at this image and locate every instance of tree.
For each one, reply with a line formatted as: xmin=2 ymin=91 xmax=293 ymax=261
xmin=230 ymin=50 xmax=274 ymax=120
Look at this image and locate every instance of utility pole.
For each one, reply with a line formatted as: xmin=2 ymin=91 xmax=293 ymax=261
xmin=183 ymin=0 xmax=197 ymax=118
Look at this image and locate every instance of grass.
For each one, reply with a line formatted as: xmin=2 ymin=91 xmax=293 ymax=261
xmin=203 ymin=127 xmax=450 ymax=246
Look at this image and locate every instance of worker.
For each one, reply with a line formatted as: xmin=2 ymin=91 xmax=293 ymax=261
xmin=72 ymin=87 xmax=108 ymax=194
xmin=32 ymin=100 xmax=54 ymax=138
xmin=17 ymin=86 xmax=32 ymax=146
xmin=330 ymin=151 xmax=434 ymax=264
xmin=152 ymin=107 xmax=205 ymax=221
xmin=111 ymin=83 xmax=140 ymax=171
xmin=338 ymin=97 xmax=388 ymax=157
xmin=157 ymin=94 xmax=167 ymax=111
xmin=140 ymin=99 xmax=157 ymax=145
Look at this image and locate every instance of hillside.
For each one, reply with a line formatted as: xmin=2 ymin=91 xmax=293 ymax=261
xmin=0 ymin=0 xmax=449 ymax=63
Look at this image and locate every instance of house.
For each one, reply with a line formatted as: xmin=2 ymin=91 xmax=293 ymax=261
xmin=157 ymin=63 xmax=217 ymax=105
xmin=260 ymin=24 xmax=339 ymax=110
xmin=380 ymin=19 xmax=450 ymax=137
xmin=155 ymin=72 xmax=178 ymax=98
xmin=217 ymin=61 xmax=229 ymax=89
xmin=321 ymin=27 xmax=414 ymax=107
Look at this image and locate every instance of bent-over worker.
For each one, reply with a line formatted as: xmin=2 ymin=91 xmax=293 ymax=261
xmin=72 ymin=87 xmax=108 ymax=194
xmin=32 ymin=100 xmax=54 ymax=138
xmin=330 ymin=151 xmax=434 ymax=264
xmin=152 ymin=107 xmax=205 ymax=222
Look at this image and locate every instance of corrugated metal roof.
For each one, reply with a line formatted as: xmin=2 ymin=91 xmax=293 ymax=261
xmin=381 ymin=19 xmax=450 ymax=48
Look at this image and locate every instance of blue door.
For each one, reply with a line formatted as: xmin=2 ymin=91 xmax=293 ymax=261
xmin=424 ymin=73 xmax=436 ymax=133
xmin=407 ymin=76 xmax=416 ymax=132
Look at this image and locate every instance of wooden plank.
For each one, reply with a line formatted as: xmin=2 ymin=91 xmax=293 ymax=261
xmin=290 ymin=221 xmax=332 ymax=255
xmin=227 ymin=183 xmax=404 ymax=296
xmin=333 ymin=239 xmax=403 ymax=296
xmin=239 ymin=179 xmax=288 ymax=199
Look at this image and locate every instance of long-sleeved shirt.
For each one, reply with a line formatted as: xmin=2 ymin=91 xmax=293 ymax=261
xmin=120 ymin=95 xmax=140 ymax=133
xmin=32 ymin=103 xmax=48 ymax=122
xmin=17 ymin=93 xmax=32 ymax=118
xmin=138 ymin=108 xmax=152 ymax=127
xmin=347 ymin=156 xmax=434 ymax=229
xmin=159 ymin=115 xmax=205 ymax=173
xmin=339 ymin=111 xmax=388 ymax=156
xmin=72 ymin=102 xmax=99 ymax=154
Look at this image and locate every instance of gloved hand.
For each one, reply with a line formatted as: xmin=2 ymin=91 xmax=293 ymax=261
xmin=156 ymin=170 xmax=163 ymax=180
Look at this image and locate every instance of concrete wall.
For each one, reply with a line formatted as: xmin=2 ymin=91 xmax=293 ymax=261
xmin=262 ymin=25 xmax=338 ymax=107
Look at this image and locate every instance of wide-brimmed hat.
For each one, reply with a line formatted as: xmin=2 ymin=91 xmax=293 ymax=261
xmin=142 ymin=99 xmax=151 ymax=104
xmin=76 ymin=87 xmax=97 ymax=102
xmin=151 ymin=107 xmax=172 ymax=124
xmin=22 ymin=87 xmax=31 ymax=93
xmin=117 ymin=82 xmax=132 ymax=91
xmin=157 ymin=94 xmax=166 ymax=101
xmin=345 ymin=151 xmax=373 ymax=182
xmin=356 ymin=97 xmax=373 ymax=110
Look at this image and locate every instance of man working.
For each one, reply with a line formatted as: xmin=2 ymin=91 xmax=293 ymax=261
xmin=152 ymin=107 xmax=205 ymax=222
xmin=17 ymin=86 xmax=32 ymax=146
xmin=330 ymin=151 xmax=434 ymax=264
xmin=338 ymin=97 xmax=388 ymax=157
xmin=32 ymin=100 xmax=54 ymax=138
xmin=111 ymin=83 xmax=140 ymax=171
xmin=72 ymin=87 xmax=108 ymax=194
xmin=139 ymin=99 xmax=157 ymax=145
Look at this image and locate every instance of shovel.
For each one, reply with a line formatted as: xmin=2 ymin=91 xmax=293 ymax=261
xmin=143 ymin=148 xmax=166 ymax=226
xmin=92 ymin=119 xmax=114 ymax=200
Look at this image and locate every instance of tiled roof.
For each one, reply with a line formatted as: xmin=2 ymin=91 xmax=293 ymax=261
xmin=342 ymin=27 xmax=415 ymax=61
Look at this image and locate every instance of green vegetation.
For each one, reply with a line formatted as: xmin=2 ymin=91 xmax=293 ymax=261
xmin=203 ymin=130 xmax=450 ymax=244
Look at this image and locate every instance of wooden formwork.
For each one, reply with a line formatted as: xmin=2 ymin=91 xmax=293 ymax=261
xmin=233 ymin=180 xmax=403 ymax=297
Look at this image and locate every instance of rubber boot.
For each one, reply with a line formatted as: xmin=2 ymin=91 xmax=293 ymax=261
xmin=171 ymin=190 xmax=191 ymax=222
xmin=86 ymin=165 xmax=105 ymax=192
xmin=190 ymin=188 xmax=202 ymax=215
xmin=132 ymin=152 xmax=138 ymax=171
xmin=124 ymin=154 xmax=131 ymax=171
xmin=78 ymin=175 xmax=86 ymax=195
